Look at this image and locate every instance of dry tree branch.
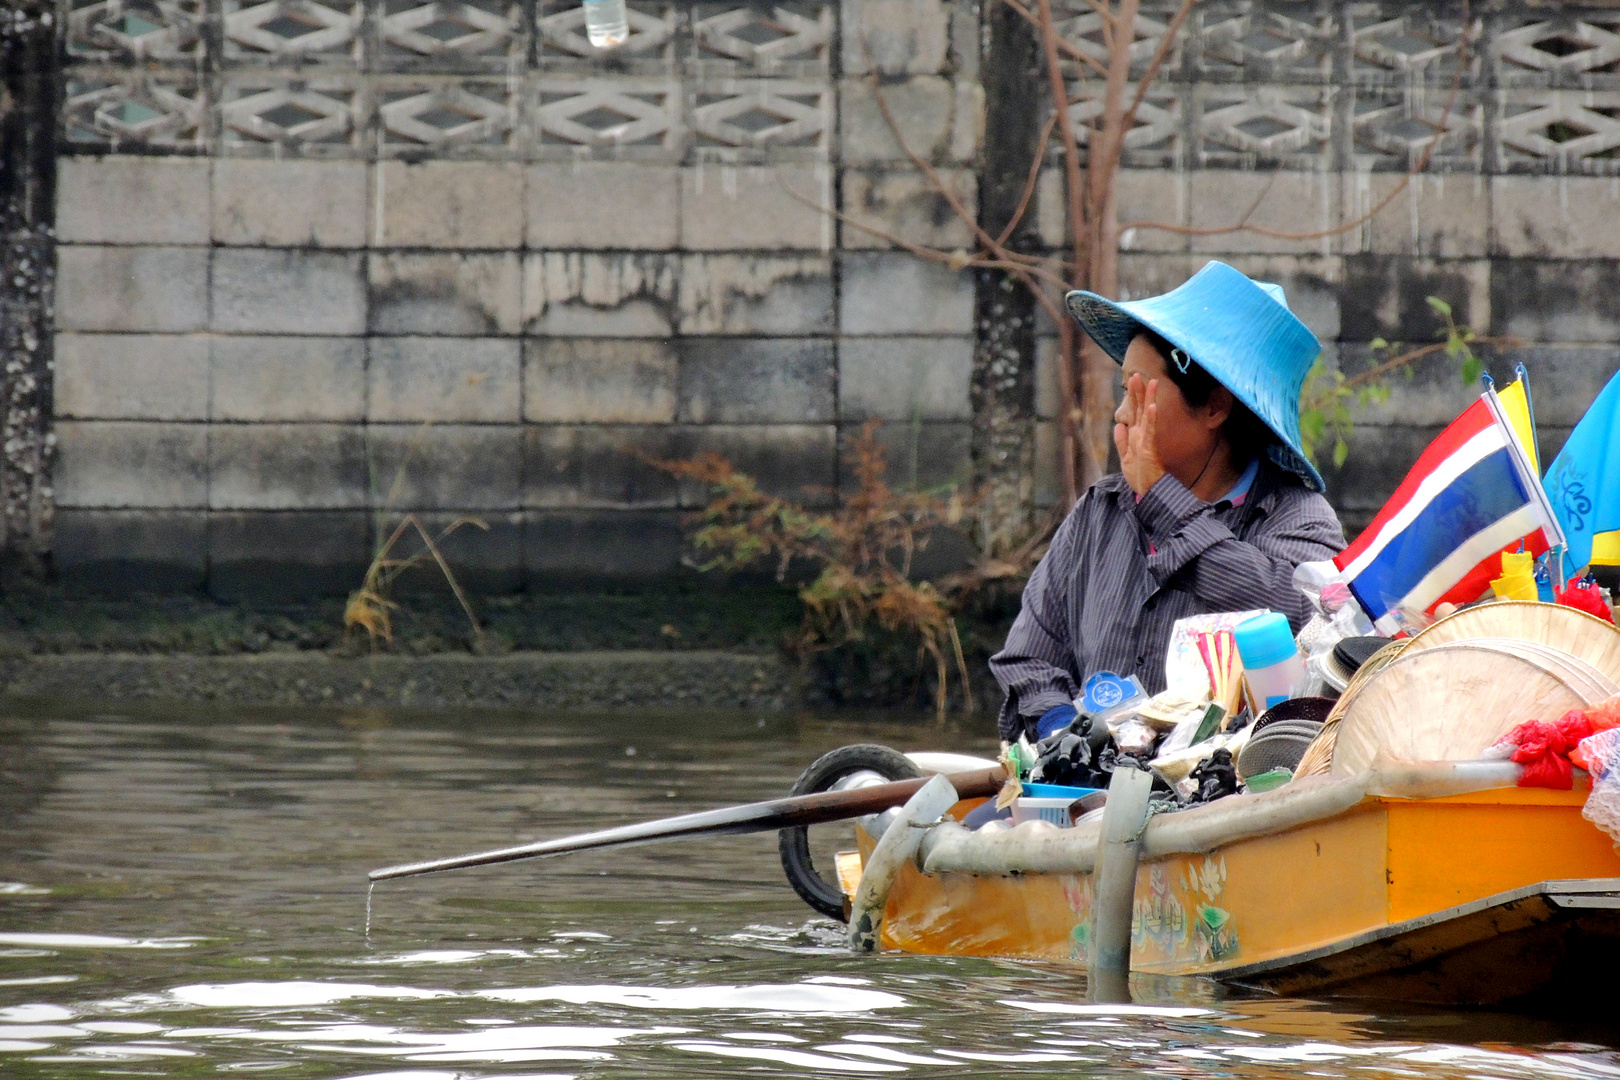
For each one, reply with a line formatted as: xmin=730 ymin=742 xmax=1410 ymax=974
xmin=1118 ymin=0 xmax=1195 ymax=136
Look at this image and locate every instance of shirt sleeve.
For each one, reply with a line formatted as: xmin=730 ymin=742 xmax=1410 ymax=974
xmin=990 ymin=503 xmax=1086 ymax=742
xmin=1134 ymin=472 xmax=1345 ymax=630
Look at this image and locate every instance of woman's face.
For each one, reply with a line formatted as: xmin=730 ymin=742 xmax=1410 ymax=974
xmin=1117 ymin=335 xmax=1230 ymax=479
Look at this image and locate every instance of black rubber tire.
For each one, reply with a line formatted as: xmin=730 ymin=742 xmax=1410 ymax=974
xmin=778 ymin=744 xmax=924 ymax=922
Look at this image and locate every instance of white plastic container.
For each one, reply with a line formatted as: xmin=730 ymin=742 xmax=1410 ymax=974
xmin=1011 ymin=797 xmax=1078 ymax=828
xmin=581 ymin=0 xmax=629 ymax=48
xmin=1233 ymin=611 xmax=1306 ymax=712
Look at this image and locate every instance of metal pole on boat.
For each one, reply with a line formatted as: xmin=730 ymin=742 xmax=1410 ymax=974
xmin=1090 ymin=765 xmax=1154 ymax=1002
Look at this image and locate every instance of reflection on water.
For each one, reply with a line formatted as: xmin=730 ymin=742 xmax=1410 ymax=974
xmin=1 ymin=698 xmax=1618 ymax=1078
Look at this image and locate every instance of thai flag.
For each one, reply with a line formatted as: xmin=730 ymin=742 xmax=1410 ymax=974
xmin=1334 ymin=389 xmax=1565 ymax=634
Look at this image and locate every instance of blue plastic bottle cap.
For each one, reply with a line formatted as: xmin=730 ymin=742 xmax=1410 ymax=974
xmin=1232 ymin=611 xmax=1298 ymax=670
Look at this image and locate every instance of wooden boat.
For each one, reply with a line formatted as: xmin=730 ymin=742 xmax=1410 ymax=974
xmin=853 ymin=780 xmax=1620 ymax=1006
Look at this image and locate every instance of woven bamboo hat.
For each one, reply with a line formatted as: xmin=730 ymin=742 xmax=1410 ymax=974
xmin=1399 ymin=600 xmax=1620 ymax=684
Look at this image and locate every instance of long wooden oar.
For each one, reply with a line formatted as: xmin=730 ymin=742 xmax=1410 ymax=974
xmin=369 ymin=766 xmax=1006 ymax=882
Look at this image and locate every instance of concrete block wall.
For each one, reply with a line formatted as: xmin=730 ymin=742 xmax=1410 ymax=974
xmin=45 ymin=0 xmax=1620 ymax=592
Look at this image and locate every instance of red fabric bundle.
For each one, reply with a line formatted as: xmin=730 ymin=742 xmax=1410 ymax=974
xmin=1504 ymin=710 xmax=1596 ymax=789
xmin=1558 ymin=577 xmax=1615 ymax=624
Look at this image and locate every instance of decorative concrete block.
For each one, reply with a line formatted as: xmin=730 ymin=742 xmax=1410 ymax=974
xmin=679 ymin=165 xmax=832 ymax=251
xmin=54 ymin=421 xmax=208 ymax=509
xmin=676 ymin=254 xmax=834 ymax=335
xmin=368 ymin=337 xmax=521 ymax=422
xmin=373 ymin=160 xmax=525 ymax=250
xmin=1187 ymin=170 xmax=1341 ymax=256
xmin=838 ymin=336 xmax=972 ymax=421
xmin=841 ymin=168 xmax=977 ymax=250
xmin=56 ymin=157 xmax=211 ymax=245
xmin=209 ymin=423 xmax=368 ymax=510
xmin=524 ymin=511 xmax=684 ymax=580
xmin=840 ymin=76 xmax=981 ymax=163
xmin=207 ymin=511 xmax=372 ymax=602
xmin=1348 ymin=172 xmax=1488 ymax=259
xmin=523 ymin=425 xmax=681 ymax=509
xmin=523 ymin=338 xmax=677 ymax=424
xmin=1041 ymin=169 xmax=1188 ymax=254
xmin=1341 ymin=256 xmax=1489 ymax=342
xmin=54 ymin=333 xmax=209 ymax=420
xmin=527 ymin=162 xmax=678 ymax=250
xmin=367 ymin=424 xmax=522 ymax=510
xmin=213 ymin=159 xmax=368 ymax=248
xmin=1492 ymin=176 xmax=1620 ymax=260
xmin=522 ymin=252 xmax=677 ymax=337
xmin=368 ymin=252 xmax=523 ymax=336
xmin=842 ymin=0 xmax=949 ymax=75
xmin=212 ymin=249 xmax=367 ymax=335
xmin=842 ymin=419 xmax=972 ymax=491
xmin=677 ymin=338 xmax=836 ymax=424
xmin=672 ymin=424 xmax=838 ymax=507
xmin=56 ymin=246 xmax=208 ymax=333
xmin=53 ymin=509 xmax=208 ymax=592
xmin=211 ymin=336 xmax=366 ymax=422
xmin=1491 ymin=260 xmax=1620 ymax=344
xmin=839 ymin=252 xmax=974 ymax=335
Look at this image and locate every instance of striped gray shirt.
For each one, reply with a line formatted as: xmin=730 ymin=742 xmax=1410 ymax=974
xmin=990 ymin=459 xmax=1346 ymax=742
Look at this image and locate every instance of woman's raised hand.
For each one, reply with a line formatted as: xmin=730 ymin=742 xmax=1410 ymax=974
xmin=1114 ymin=373 xmax=1166 ymax=497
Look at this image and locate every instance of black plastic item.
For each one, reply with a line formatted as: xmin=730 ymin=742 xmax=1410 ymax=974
xmin=1250 ymin=696 xmax=1335 ymax=734
xmin=778 ymin=744 xmax=922 ymax=922
xmin=1333 ymin=636 xmax=1388 ymax=677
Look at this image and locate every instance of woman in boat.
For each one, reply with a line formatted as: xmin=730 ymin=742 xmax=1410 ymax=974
xmin=991 ymin=260 xmax=1346 ymax=745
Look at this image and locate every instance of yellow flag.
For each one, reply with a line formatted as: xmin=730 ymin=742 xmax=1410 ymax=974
xmin=1497 ymin=377 xmax=1539 ymax=473
xmin=1595 ymin=531 xmax=1620 ymax=566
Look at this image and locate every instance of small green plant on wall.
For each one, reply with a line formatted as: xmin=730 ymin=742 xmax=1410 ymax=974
xmin=1298 ymin=296 xmax=1517 ymax=469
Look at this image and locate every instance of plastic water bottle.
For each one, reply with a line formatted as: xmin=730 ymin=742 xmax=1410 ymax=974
xmin=1232 ymin=611 xmax=1306 ymax=714
xmin=582 ymin=0 xmax=628 ymax=49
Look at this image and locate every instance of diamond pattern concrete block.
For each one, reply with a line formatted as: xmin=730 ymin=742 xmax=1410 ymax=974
xmin=1492 ymin=175 xmax=1620 ymax=260
xmin=212 ymin=249 xmax=367 ymax=335
xmin=537 ymin=3 xmax=677 ymax=65
xmin=677 ymin=338 xmax=835 ymax=424
xmin=524 ymin=338 xmax=678 ymax=423
xmin=68 ymin=0 xmax=205 ymax=62
xmin=54 ymin=333 xmax=210 ymax=420
xmin=374 ymin=160 xmax=525 ymax=249
xmin=522 ymin=252 xmax=677 ymax=337
xmin=839 ymin=252 xmax=973 ymax=335
xmin=1187 ymin=170 xmax=1341 ymax=255
xmin=209 ymin=423 xmax=368 ymax=510
xmin=63 ymin=69 xmax=205 ymax=151
xmin=368 ymin=252 xmax=523 ymax=335
xmin=219 ymin=74 xmax=366 ymax=154
xmin=689 ymin=78 xmax=832 ymax=158
xmin=212 ymin=336 xmax=366 ymax=421
xmin=367 ymin=424 xmax=521 ymax=510
xmin=526 ymin=162 xmax=679 ymax=250
xmin=838 ymin=336 xmax=972 ymax=421
xmin=842 ymin=0 xmax=948 ymax=75
xmin=380 ymin=79 xmax=516 ymax=154
xmin=523 ymin=425 xmax=681 ymax=509
xmin=223 ymin=0 xmax=362 ymax=61
xmin=841 ymin=168 xmax=976 ymax=250
xmin=56 ymin=245 xmax=209 ymax=333
xmin=676 ymin=254 xmax=834 ymax=335
xmin=56 ymin=157 xmax=211 ymax=245
xmin=534 ymin=77 xmax=681 ymax=155
xmin=679 ymin=164 xmax=831 ymax=251
xmin=367 ymin=336 xmax=521 ymax=422
xmin=55 ymin=421 xmax=209 ymax=509
xmin=380 ymin=0 xmax=522 ymax=66
xmin=692 ymin=2 xmax=832 ymax=74
xmin=213 ymin=159 xmax=368 ymax=248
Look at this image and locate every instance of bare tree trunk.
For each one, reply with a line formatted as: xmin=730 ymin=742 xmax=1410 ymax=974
xmin=0 ymin=2 xmax=58 ymax=577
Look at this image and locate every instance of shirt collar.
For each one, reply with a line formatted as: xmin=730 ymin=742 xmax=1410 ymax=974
xmin=1217 ymin=455 xmax=1261 ymax=507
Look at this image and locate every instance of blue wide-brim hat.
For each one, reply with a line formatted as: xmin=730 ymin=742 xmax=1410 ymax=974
xmin=1064 ymin=260 xmax=1325 ymax=492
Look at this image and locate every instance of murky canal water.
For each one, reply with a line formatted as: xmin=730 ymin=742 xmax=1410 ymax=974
xmin=1 ymin=697 xmax=1618 ymax=1079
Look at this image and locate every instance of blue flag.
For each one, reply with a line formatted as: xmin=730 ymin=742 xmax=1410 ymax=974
xmin=1545 ymin=367 xmax=1620 ymax=573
